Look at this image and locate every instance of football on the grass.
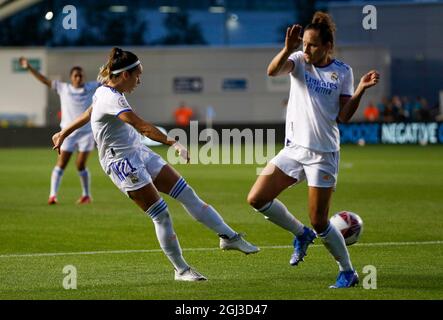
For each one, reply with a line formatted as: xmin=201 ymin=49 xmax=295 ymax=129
xmin=330 ymin=211 xmax=363 ymax=246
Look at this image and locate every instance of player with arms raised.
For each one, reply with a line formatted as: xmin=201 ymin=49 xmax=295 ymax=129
xmin=20 ymin=57 xmax=100 ymax=204
xmin=247 ymin=12 xmax=379 ymax=288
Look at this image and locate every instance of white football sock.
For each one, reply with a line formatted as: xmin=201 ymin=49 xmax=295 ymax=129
xmin=169 ymin=177 xmax=236 ymax=239
xmin=50 ymin=166 xmax=64 ymax=197
xmin=319 ymin=222 xmax=354 ymax=271
xmin=147 ymin=198 xmax=189 ymax=273
xmin=78 ymin=169 xmax=91 ymax=197
xmin=256 ymin=199 xmax=305 ymax=236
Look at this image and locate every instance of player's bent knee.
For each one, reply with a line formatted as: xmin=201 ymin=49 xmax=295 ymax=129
xmin=247 ymin=193 xmax=267 ymax=210
xmin=246 ymin=193 xmax=256 ymax=207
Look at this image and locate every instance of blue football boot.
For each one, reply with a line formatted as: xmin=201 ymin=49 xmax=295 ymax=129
xmin=329 ymin=270 xmax=359 ymax=288
xmin=289 ymin=226 xmax=317 ymax=266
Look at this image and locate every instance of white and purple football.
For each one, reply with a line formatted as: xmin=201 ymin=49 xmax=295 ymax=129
xmin=330 ymin=211 xmax=363 ymax=246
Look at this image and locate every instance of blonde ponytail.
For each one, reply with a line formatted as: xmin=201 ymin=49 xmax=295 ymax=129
xmin=97 ymin=63 xmax=110 ymax=84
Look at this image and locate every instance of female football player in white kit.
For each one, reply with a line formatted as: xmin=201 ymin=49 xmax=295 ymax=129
xmin=247 ymin=12 xmax=379 ymax=288
xmin=20 ymin=57 xmax=100 ymax=205
xmin=52 ymin=48 xmax=259 ymax=281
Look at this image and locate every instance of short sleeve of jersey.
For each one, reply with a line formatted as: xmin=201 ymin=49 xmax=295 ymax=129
xmin=340 ymin=67 xmax=354 ymax=97
xmin=107 ymin=94 xmax=133 ymax=117
xmin=287 ymin=51 xmax=304 ymax=73
xmin=51 ymin=80 xmax=64 ymax=94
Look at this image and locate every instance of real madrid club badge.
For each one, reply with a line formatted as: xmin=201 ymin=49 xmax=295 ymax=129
xmin=331 ymin=72 xmax=338 ymax=81
xmin=118 ymin=96 xmax=128 ymax=108
xmin=128 ymin=172 xmax=139 ymax=183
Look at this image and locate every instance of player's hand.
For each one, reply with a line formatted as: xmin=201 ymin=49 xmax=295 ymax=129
xmin=52 ymin=132 xmax=64 ymax=154
xmin=285 ymin=24 xmax=303 ymax=52
xmin=173 ymin=142 xmax=190 ymax=163
xmin=19 ymin=57 xmax=29 ymax=70
xmin=359 ymin=70 xmax=380 ymax=90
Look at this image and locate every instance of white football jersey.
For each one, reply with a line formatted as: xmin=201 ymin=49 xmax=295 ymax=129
xmin=285 ymin=51 xmax=354 ymax=152
xmin=52 ymin=80 xmax=101 ymax=134
xmin=90 ymin=85 xmax=142 ymax=171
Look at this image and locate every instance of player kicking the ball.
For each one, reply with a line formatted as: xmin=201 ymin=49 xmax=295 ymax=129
xmin=246 ymin=12 xmax=379 ymax=288
xmin=20 ymin=57 xmax=100 ymax=205
xmin=52 ymin=48 xmax=259 ymax=281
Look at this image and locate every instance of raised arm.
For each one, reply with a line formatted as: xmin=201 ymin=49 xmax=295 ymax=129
xmin=338 ymin=70 xmax=380 ymax=123
xmin=52 ymin=106 xmax=92 ymax=153
xmin=19 ymin=57 xmax=52 ymax=88
xmin=118 ymin=110 xmax=189 ymax=162
xmin=267 ymin=24 xmax=302 ymax=77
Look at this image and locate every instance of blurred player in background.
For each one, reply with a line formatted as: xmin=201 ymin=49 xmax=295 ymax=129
xmin=52 ymin=48 xmax=259 ymax=281
xmin=19 ymin=57 xmax=100 ymax=205
xmin=247 ymin=12 xmax=379 ymax=288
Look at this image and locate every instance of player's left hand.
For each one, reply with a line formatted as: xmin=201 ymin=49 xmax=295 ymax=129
xmin=359 ymin=70 xmax=380 ymax=90
xmin=52 ymin=132 xmax=64 ymax=154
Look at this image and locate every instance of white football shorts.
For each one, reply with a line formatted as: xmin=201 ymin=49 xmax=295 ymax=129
xmin=106 ymin=146 xmax=167 ymax=195
xmin=270 ymin=144 xmax=340 ymax=188
xmin=61 ymin=131 xmax=95 ymax=153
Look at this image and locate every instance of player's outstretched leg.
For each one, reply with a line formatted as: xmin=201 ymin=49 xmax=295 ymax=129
xmin=169 ymin=177 xmax=259 ymax=254
xmin=153 ymin=164 xmax=259 ymax=255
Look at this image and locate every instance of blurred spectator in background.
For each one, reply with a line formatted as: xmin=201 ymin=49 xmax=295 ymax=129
xmin=392 ymin=95 xmax=406 ymax=121
xmin=363 ymin=101 xmax=379 ymax=122
xmin=430 ymin=102 xmax=440 ymax=120
xmin=382 ymin=100 xmax=395 ymax=122
xmin=411 ymin=96 xmax=423 ymax=121
xmin=377 ymin=96 xmax=389 ymax=115
xmin=401 ymin=96 xmax=412 ymax=121
xmin=436 ymin=102 xmax=443 ymax=121
xmin=418 ymin=97 xmax=432 ymax=121
xmin=372 ymin=96 xmax=438 ymax=122
xmin=173 ymin=101 xmax=194 ymax=127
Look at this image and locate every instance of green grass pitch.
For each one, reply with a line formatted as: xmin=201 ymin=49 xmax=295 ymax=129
xmin=0 ymin=145 xmax=442 ymax=299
